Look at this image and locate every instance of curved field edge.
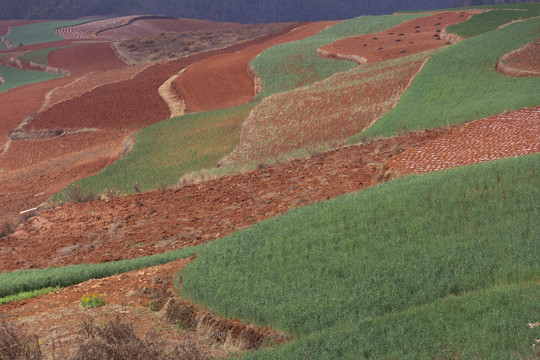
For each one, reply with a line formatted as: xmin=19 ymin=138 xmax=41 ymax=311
xmin=250 ymin=13 xmax=428 ymax=98
xmin=6 ymin=19 xmax=98 ymax=46
xmin=348 ymin=16 xmax=540 ymax=143
xmin=179 ymin=153 xmax=539 ymax=357
xmin=52 ymin=101 xmax=257 ymax=199
xmin=0 ymin=243 xmax=204 ymax=299
xmin=446 ymin=7 xmax=540 ymax=38
xmin=243 ymin=283 xmax=540 ymax=359
xmin=0 ymin=65 xmax=62 ymax=93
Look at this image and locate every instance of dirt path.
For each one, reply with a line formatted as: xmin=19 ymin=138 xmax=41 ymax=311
xmin=172 ymin=21 xmax=338 ymax=113
xmin=319 ymin=11 xmax=478 ymax=63
xmin=387 ymin=107 xmax=540 ymax=173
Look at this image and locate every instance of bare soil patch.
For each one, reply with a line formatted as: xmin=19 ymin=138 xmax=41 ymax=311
xmin=496 ymin=37 xmax=540 ymax=77
xmin=0 ymin=129 xmax=132 ymax=219
xmin=114 ymin=22 xmax=292 ymax=65
xmin=319 ymin=11 xmax=478 ymax=63
xmin=47 ymin=42 xmax=126 ymax=76
xmin=1 ymin=258 xmax=286 ymax=359
xmin=387 ymin=107 xmax=540 ymax=173
xmin=173 ymin=21 xmax=337 ymax=113
xmin=0 ymin=127 xmax=451 ymax=272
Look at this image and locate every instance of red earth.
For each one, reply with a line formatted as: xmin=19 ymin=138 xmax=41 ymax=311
xmin=1 ymin=13 xmax=539 ymax=358
xmin=319 ymin=11 xmax=479 ymax=63
xmin=496 ymin=37 xmax=540 ymax=77
xmin=173 ymin=21 xmax=338 ymax=113
xmin=387 ymin=107 xmax=540 ymax=173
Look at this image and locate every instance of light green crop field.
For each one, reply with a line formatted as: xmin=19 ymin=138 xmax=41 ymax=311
xmin=7 ymin=19 xmax=94 ymax=46
xmin=54 ymin=101 xmax=257 ymax=199
xmin=349 ymin=16 xmax=540 ymax=143
xmin=250 ymin=13 xmax=427 ymax=98
xmin=0 ymin=243 xmax=204 ymax=299
xmin=0 ymin=65 xmax=62 ymax=93
xmin=180 ymin=153 xmax=540 ymax=359
xmin=447 ymin=7 xmax=540 ymax=38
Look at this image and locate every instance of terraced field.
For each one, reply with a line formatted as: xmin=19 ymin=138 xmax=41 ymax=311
xmin=1 ymin=5 xmax=539 ymax=359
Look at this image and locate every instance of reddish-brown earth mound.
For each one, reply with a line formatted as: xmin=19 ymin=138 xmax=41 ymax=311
xmin=173 ymin=21 xmax=337 ymax=113
xmin=0 ymin=127 xmax=451 ymax=272
xmin=496 ymin=37 xmax=540 ymax=77
xmin=319 ymin=11 xmax=478 ymax=63
xmin=387 ymin=107 xmax=540 ymax=173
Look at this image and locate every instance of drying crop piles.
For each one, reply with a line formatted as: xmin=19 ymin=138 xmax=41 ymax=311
xmin=251 ymin=13 xmax=427 ymax=97
xmin=354 ymin=16 xmax=540 ymax=141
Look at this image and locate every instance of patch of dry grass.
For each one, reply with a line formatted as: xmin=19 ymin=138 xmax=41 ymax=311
xmin=114 ymin=23 xmax=291 ymax=65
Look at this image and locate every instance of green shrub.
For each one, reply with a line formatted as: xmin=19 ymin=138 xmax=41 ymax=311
xmin=80 ymin=293 xmax=105 ymax=308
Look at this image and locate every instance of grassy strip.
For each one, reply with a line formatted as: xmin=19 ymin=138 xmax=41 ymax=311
xmin=244 ymin=282 xmax=540 ymax=359
xmin=0 ymin=65 xmax=62 ymax=93
xmin=447 ymin=8 xmax=540 ymax=38
xmin=250 ymin=13 xmax=426 ymax=98
xmin=348 ymin=17 xmax=540 ymax=143
xmin=399 ymin=2 xmax=540 ymax=13
xmin=18 ymin=46 xmax=72 ymax=65
xmin=53 ymin=101 xmax=257 ymax=199
xmin=0 ymin=286 xmax=61 ymax=306
xmin=7 ymin=19 xmax=96 ymax=46
xmin=0 ymin=244 xmax=203 ymax=299
xmin=179 ymin=153 xmax=539 ymax=352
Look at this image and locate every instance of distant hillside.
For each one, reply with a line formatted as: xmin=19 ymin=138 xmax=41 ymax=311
xmin=0 ymin=0 xmax=530 ymax=23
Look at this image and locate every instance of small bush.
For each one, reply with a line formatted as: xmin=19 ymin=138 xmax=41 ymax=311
xmin=80 ymin=293 xmax=105 ymax=308
xmin=71 ymin=316 xmax=170 ymax=360
xmin=0 ymin=217 xmax=17 ymax=238
xmin=64 ymin=184 xmax=99 ymax=203
xmin=0 ymin=317 xmax=43 ymax=360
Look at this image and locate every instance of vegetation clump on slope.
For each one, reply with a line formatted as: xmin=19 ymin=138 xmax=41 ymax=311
xmin=350 ymin=15 xmax=540 ymax=142
xmin=180 ymin=153 xmax=540 ymax=358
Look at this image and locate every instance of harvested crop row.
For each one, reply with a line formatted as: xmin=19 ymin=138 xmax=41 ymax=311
xmin=55 ymin=16 xmax=141 ymax=40
xmin=387 ymin=106 xmax=540 ymax=173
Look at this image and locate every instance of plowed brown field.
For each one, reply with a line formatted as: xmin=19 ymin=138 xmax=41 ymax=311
xmin=172 ymin=22 xmax=336 ymax=113
xmin=320 ymin=11 xmax=478 ymax=62
xmin=1 ymin=127 xmax=451 ymax=272
xmin=497 ymin=37 xmax=540 ymax=77
xmin=387 ymin=107 xmax=540 ymax=173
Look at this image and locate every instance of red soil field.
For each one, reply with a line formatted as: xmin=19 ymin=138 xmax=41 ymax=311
xmin=0 ymin=127 xmax=450 ymax=272
xmin=0 ymin=129 xmax=132 ymax=218
xmin=47 ymin=41 xmax=126 ymax=76
xmin=320 ymin=11 xmax=478 ymax=63
xmin=25 ymin=24 xmax=305 ymax=131
xmin=173 ymin=21 xmax=337 ymax=113
xmin=387 ymin=107 xmax=540 ymax=173
xmin=497 ymin=37 xmax=540 ymax=77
